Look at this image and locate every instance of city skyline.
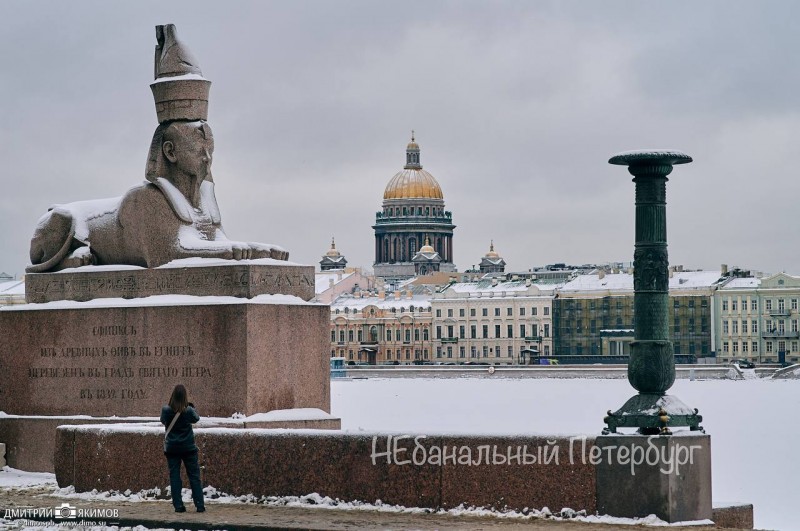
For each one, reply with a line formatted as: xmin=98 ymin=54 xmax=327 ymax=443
xmin=2 ymin=1 xmax=799 ymax=277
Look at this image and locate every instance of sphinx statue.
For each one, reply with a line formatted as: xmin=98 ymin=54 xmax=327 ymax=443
xmin=27 ymin=24 xmax=288 ymax=273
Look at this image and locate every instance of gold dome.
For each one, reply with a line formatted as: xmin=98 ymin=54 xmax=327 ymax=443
xmin=383 ymin=168 xmax=443 ymax=200
xmin=419 ymin=236 xmax=435 ymax=253
xmin=383 ymin=132 xmax=443 ymax=200
xmin=325 ymin=237 xmax=341 ymax=257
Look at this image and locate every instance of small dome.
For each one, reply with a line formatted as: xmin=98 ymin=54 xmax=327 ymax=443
xmin=419 ymin=236 xmax=435 ymax=253
xmin=383 ymin=169 xmax=443 ymax=200
xmin=325 ymin=237 xmax=341 ymax=257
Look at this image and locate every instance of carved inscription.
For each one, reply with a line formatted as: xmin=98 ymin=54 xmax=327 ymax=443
xmin=28 ymin=324 xmax=213 ymax=401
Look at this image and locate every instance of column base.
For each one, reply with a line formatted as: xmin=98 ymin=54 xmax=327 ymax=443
xmin=603 ymin=394 xmax=703 ymax=435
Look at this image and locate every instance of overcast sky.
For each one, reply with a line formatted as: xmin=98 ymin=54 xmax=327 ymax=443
xmin=1 ymin=1 xmax=799 ymax=278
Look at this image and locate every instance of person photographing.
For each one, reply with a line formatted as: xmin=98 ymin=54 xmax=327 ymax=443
xmin=161 ymin=384 xmax=205 ymax=513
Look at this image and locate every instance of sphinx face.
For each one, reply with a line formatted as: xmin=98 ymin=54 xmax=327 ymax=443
xmin=167 ymin=122 xmax=214 ymax=181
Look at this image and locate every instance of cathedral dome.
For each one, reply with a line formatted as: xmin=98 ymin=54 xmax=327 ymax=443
xmin=383 ymin=169 xmax=443 ymax=200
xmin=383 ymin=133 xmax=444 ymax=200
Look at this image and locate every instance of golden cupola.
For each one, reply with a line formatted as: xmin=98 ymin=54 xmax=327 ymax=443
xmin=383 ymin=132 xmax=444 ymax=200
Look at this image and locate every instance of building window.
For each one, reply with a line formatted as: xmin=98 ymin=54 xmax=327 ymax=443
xmin=483 ymin=346 xmax=489 ymax=357
xmin=674 ymin=343 xmax=681 ymax=355
xmin=507 ymin=324 xmax=513 ymax=338
xmin=508 ymin=345 xmax=513 ymax=358
xmin=495 ymin=345 xmax=501 ymax=357
xmin=436 ymin=347 xmax=441 ymax=358
xmin=532 ymin=307 xmax=538 ymax=316
xmin=752 ymin=321 xmax=758 ymax=334
xmin=436 ymin=326 xmax=441 ymax=339
xmin=793 ymin=299 xmax=798 ymax=311
xmin=330 ymin=330 xmax=335 ymax=342
xmin=447 ymin=347 xmax=453 ymax=358
xmin=470 ymin=308 xmax=476 ymax=317
xmin=436 ymin=309 xmax=442 ymax=317
xmin=532 ymin=324 xmax=538 ymax=337
xmin=742 ymin=342 xmax=748 ymax=353
xmin=674 ymin=318 xmax=680 ymax=334
xmin=741 ymin=320 xmax=747 ymax=334
xmin=405 ymin=329 xmax=411 ymax=342
xmin=459 ymin=346 xmax=465 ymax=358
xmin=732 ymin=341 xmax=739 ymax=353
xmin=732 ymin=321 xmax=738 ymax=335
xmin=423 ymin=328 xmax=429 ymax=341
xmin=459 ymin=308 xmax=465 ymax=317
xmin=387 ymin=349 xmax=392 ymax=359
xmin=471 ymin=325 xmax=477 ymax=338
xmin=339 ymin=330 xmax=345 ymax=343
xmin=520 ymin=307 xmax=526 ymax=316
xmin=674 ymin=299 xmax=680 ymax=309
xmin=544 ymin=307 xmax=550 ymax=316
xmin=688 ymin=318 xmax=695 ymax=333
xmin=779 ymin=299 xmax=786 ymax=312
xmin=495 ymin=324 xmax=501 ymax=338
xmin=752 ymin=342 xmax=758 ymax=353
xmin=471 ymin=346 xmax=477 ymax=357
xmin=448 ymin=309 xmax=453 ymax=317
xmin=792 ymin=341 xmax=798 ymax=352
xmin=459 ymin=325 xmax=465 ymax=339
xmin=447 ymin=325 xmax=454 ymax=338
xmin=507 ymin=307 xmax=513 ymax=316
xmin=732 ymin=299 xmax=738 ymax=312
xmin=723 ymin=321 xmax=729 ymax=334
xmin=751 ymin=299 xmax=758 ymax=311
xmin=482 ymin=325 xmax=488 ymax=338
xmin=544 ymin=345 xmax=550 ymax=356
xmin=722 ymin=299 xmax=728 ymax=312
xmin=793 ymin=320 xmax=799 ymax=333
xmin=415 ymin=328 xmax=420 ymax=341
xmin=767 ymin=341 xmax=773 ymax=353
xmin=494 ymin=308 xmax=501 ymax=317
xmin=723 ymin=342 xmax=729 ymax=353
xmin=520 ymin=324 xmax=526 ymax=338
xmin=544 ymin=324 xmax=550 ymax=337
xmin=482 ymin=308 xmax=488 ymax=317
xmin=766 ymin=299 xmax=773 ymax=311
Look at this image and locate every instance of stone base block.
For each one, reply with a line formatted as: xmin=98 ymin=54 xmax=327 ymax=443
xmin=1 ymin=410 xmax=340 ymax=473
xmin=595 ymin=433 xmax=711 ymax=523
xmin=24 ymin=261 xmax=314 ymax=303
xmin=0 ymin=416 xmax=153 ymax=472
xmin=712 ymin=504 xmax=753 ymax=529
xmin=0 ymin=298 xmax=330 ymax=418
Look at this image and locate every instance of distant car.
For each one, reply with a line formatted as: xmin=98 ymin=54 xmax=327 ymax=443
xmin=734 ymin=359 xmax=755 ymax=369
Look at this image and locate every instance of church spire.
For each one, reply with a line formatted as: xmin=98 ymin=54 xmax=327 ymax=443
xmin=404 ymin=130 xmax=422 ymax=170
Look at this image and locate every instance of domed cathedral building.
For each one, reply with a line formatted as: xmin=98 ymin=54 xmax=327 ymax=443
xmin=373 ymin=133 xmax=456 ymax=282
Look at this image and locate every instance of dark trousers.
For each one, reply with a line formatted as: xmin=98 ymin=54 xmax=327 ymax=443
xmin=166 ymin=450 xmax=204 ymax=510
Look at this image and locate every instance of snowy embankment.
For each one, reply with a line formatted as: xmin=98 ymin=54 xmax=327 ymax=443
xmin=331 ymin=377 xmax=796 ymax=530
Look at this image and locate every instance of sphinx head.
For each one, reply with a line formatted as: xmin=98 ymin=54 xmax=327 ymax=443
xmin=146 ymin=121 xmax=214 ymax=184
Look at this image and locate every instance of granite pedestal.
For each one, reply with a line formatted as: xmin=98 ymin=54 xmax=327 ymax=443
xmin=0 ymin=296 xmax=329 ymax=417
xmin=594 ymin=433 xmax=712 ymax=523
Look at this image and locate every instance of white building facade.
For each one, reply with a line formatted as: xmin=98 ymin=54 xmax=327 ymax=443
xmin=430 ymin=280 xmax=556 ymax=364
xmin=715 ymin=273 xmax=800 ymax=365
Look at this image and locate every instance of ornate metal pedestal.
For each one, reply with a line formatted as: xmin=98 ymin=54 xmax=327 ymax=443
xmin=604 ymin=150 xmax=703 ymax=435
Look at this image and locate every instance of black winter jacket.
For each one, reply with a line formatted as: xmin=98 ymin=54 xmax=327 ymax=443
xmin=161 ymin=405 xmax=200 ymax=454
